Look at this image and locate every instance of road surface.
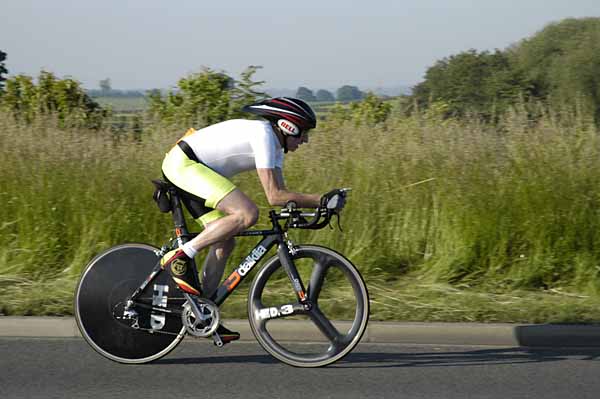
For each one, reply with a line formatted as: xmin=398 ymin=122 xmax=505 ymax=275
xmin=1 ymin=338 xmax=599 ymax=399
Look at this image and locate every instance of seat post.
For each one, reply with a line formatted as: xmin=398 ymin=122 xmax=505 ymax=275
xmin=169 ymin=187 xmax=190 ymax=246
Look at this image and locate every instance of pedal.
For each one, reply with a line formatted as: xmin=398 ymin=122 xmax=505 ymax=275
xmin=212 ymin=332 xmax=224 ymax=347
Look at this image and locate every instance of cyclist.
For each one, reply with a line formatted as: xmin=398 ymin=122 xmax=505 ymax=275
xmin=159 ymin=97 xmax=325 ymax=343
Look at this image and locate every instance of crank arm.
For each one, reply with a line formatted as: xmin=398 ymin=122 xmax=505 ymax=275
xmin=183 ymin=293 xmax=205 ymax=320
xmin=212 ymin=332 xmax=224 ymax=347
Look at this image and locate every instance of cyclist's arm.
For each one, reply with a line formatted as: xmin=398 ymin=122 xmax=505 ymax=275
xmin=256 ymin=168 xmax=321 ymax=207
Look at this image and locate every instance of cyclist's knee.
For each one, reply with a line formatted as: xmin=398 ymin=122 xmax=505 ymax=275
xmin=216 ymin=188 xmax=259 ymax=229
xmin=239 ymin=204 xmax=259 ymax=229
xmin=219 ymin=189 xmax=254 ymax=214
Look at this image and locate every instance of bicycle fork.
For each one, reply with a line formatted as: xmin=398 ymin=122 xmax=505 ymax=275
xmin=277 ymin=243 xmax=312 ymax=311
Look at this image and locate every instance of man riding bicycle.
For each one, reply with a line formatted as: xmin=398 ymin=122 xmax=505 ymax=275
xmin=159 ymin=97 xmax=335 ymax=343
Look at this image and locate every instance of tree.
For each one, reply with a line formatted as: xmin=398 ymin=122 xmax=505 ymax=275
xmin=0 ymin=50 xmax=7 ymax=92
xmin=412 ymin=49 xmax=527 ymax=118
xmin=99 ymin=78 xmax=112 ymax=94
xmin=296 ymin=87 xmax=316 ymax=102
xmin=510 ymin=17 xmax=600 ymax=122
xmin=315 ymin=89 xmax=335 ymax=102
xmin=411 ymin=18 xmax=600 ymax=122
xmin=349 ymin=93 xmax=392 ymax=125
xmin=147 ymin=66 xmax=266 ymax=126
xmin=230 ymin=65 xmax=267 ymax=118
xmin=1 ymin=70 xmax=106 ymax=128
xmin=336 ymin=85 xmax=364 ymax=102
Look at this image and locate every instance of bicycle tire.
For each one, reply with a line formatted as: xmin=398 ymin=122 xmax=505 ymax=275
xmin=247 ymin=245 xmax=369 ymax=367
xmin=75 ymin=243 xmax=186 ymax=364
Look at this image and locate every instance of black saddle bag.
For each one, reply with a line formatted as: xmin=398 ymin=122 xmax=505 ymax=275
xmin=151 ymin=179 xmax=172 ymax=213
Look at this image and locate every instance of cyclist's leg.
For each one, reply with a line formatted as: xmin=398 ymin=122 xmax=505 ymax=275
xmin=201 ymin=237 xmax=236 ymax=298
xmin=168 ymin=190 xmax=250 ymax=343
xmin=161 ymin=144 xmax=257 ymax=295
xmin=184 ymin=188 xmax=258 ymax=252
xmin=160 ymin=247 xmax=203 ymax=296
xmin=198 ymin=235 xmax=241 ymax=343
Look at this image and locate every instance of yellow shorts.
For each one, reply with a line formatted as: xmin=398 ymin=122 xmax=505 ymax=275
xmin=161 ymin=144 xmax=236 ymax=227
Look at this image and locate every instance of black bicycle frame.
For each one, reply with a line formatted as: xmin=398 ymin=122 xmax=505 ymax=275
xmin=205 ymin=209 xmax=309 ymax=306
xmin=129 ymin=186 xmax=309 ymax=309
xmin=211 ymin=231 xmax=279 ymax=305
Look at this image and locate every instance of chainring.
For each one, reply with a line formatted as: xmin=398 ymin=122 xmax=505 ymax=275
xmin=181 ymin=298 xmax=220 ymax=338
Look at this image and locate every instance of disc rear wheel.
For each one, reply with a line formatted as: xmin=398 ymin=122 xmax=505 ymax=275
xmin=75 ymin=243 xmax=185 ymax=364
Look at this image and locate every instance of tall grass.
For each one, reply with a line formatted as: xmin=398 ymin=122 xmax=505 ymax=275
xmin=2 ymin=105 xmax=600 ymax=318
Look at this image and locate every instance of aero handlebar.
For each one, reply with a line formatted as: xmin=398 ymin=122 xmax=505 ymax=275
xmin=276 ymin=188 xmax=351 ymax=230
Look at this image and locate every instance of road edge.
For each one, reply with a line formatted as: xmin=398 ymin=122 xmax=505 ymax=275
xmin=2 ymin=317 xmax=600 ymax=347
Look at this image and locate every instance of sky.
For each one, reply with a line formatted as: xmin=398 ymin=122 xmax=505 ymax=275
xmin=2 ymin=0 xmax=599 ymax=91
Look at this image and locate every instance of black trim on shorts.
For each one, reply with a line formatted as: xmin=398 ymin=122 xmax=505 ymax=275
xmin=177 ymin=140 xmax=201 ymax=164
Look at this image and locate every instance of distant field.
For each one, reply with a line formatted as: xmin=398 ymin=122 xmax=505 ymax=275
xmin=93 ymin=96 xmax=148 ymax=112
xmin=92 ymin=95 xmax=361 ymax=116
xmin=92 ymin=95 xmax=343 ymax=128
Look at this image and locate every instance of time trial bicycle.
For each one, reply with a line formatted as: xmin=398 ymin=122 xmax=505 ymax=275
xmin=75 ymin=180 xmax=369 ymax=367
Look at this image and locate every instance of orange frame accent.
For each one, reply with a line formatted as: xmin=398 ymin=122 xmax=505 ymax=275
xmin=223 ymin=271 xmax=241 ymax=292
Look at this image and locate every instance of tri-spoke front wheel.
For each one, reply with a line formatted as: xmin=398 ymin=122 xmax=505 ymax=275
xmin=248 ymin=245 xmax=369 ymax=367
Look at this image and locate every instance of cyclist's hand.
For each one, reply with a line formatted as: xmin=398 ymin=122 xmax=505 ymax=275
xmin=320 ymin=189 xmax=346 ymax=210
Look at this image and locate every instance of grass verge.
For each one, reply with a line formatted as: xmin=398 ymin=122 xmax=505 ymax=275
xmin=2 ymin=105 xmax=600 ymax=323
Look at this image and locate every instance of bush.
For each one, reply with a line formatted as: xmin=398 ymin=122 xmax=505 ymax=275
xmin=0 ymin=71 xmax=107 ymax=129
xmin=147 ymin=66 xmax=266 ymax=127
xmin=324 ymin=93 xmax=392 ymax=127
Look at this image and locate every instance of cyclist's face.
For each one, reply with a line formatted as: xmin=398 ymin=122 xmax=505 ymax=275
xmin=287 ymin=131 xmax=309 ymax=152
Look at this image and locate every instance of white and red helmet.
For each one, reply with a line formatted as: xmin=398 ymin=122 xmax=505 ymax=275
xmin=242 ymin=97 xmax=317 ymax=136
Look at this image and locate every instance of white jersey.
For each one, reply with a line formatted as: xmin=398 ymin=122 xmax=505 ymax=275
xmin=181 ymin=119 xmax=284 ymax=178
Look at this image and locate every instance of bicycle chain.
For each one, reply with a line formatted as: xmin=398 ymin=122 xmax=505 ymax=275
xmin=113 ymin=300 xmax=185 ymax=337
xmin=131 ymin=325 xmax=185 ymax=337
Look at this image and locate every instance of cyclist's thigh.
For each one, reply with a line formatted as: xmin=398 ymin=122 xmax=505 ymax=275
xmin=216 ymin=188 xmax=258 ymax=218
xmin=162 ymin=146 xmax=237 ymax=226
xmin=162 ymin=146 xmax=235 ymax=208
xmin=162 ymin=146 xmax=236 ymax=209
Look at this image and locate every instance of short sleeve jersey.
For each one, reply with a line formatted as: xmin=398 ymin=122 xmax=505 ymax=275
xmin=181 ymin=119 xmax=284 ymax=178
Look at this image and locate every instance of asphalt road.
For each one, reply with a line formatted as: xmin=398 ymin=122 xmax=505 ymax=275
xmin=2 ymin=338 xmax=600 ymax=399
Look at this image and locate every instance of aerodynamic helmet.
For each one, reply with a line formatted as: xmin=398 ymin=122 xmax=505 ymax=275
xmin=241 ymin=97 xmax=317 ymax=136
